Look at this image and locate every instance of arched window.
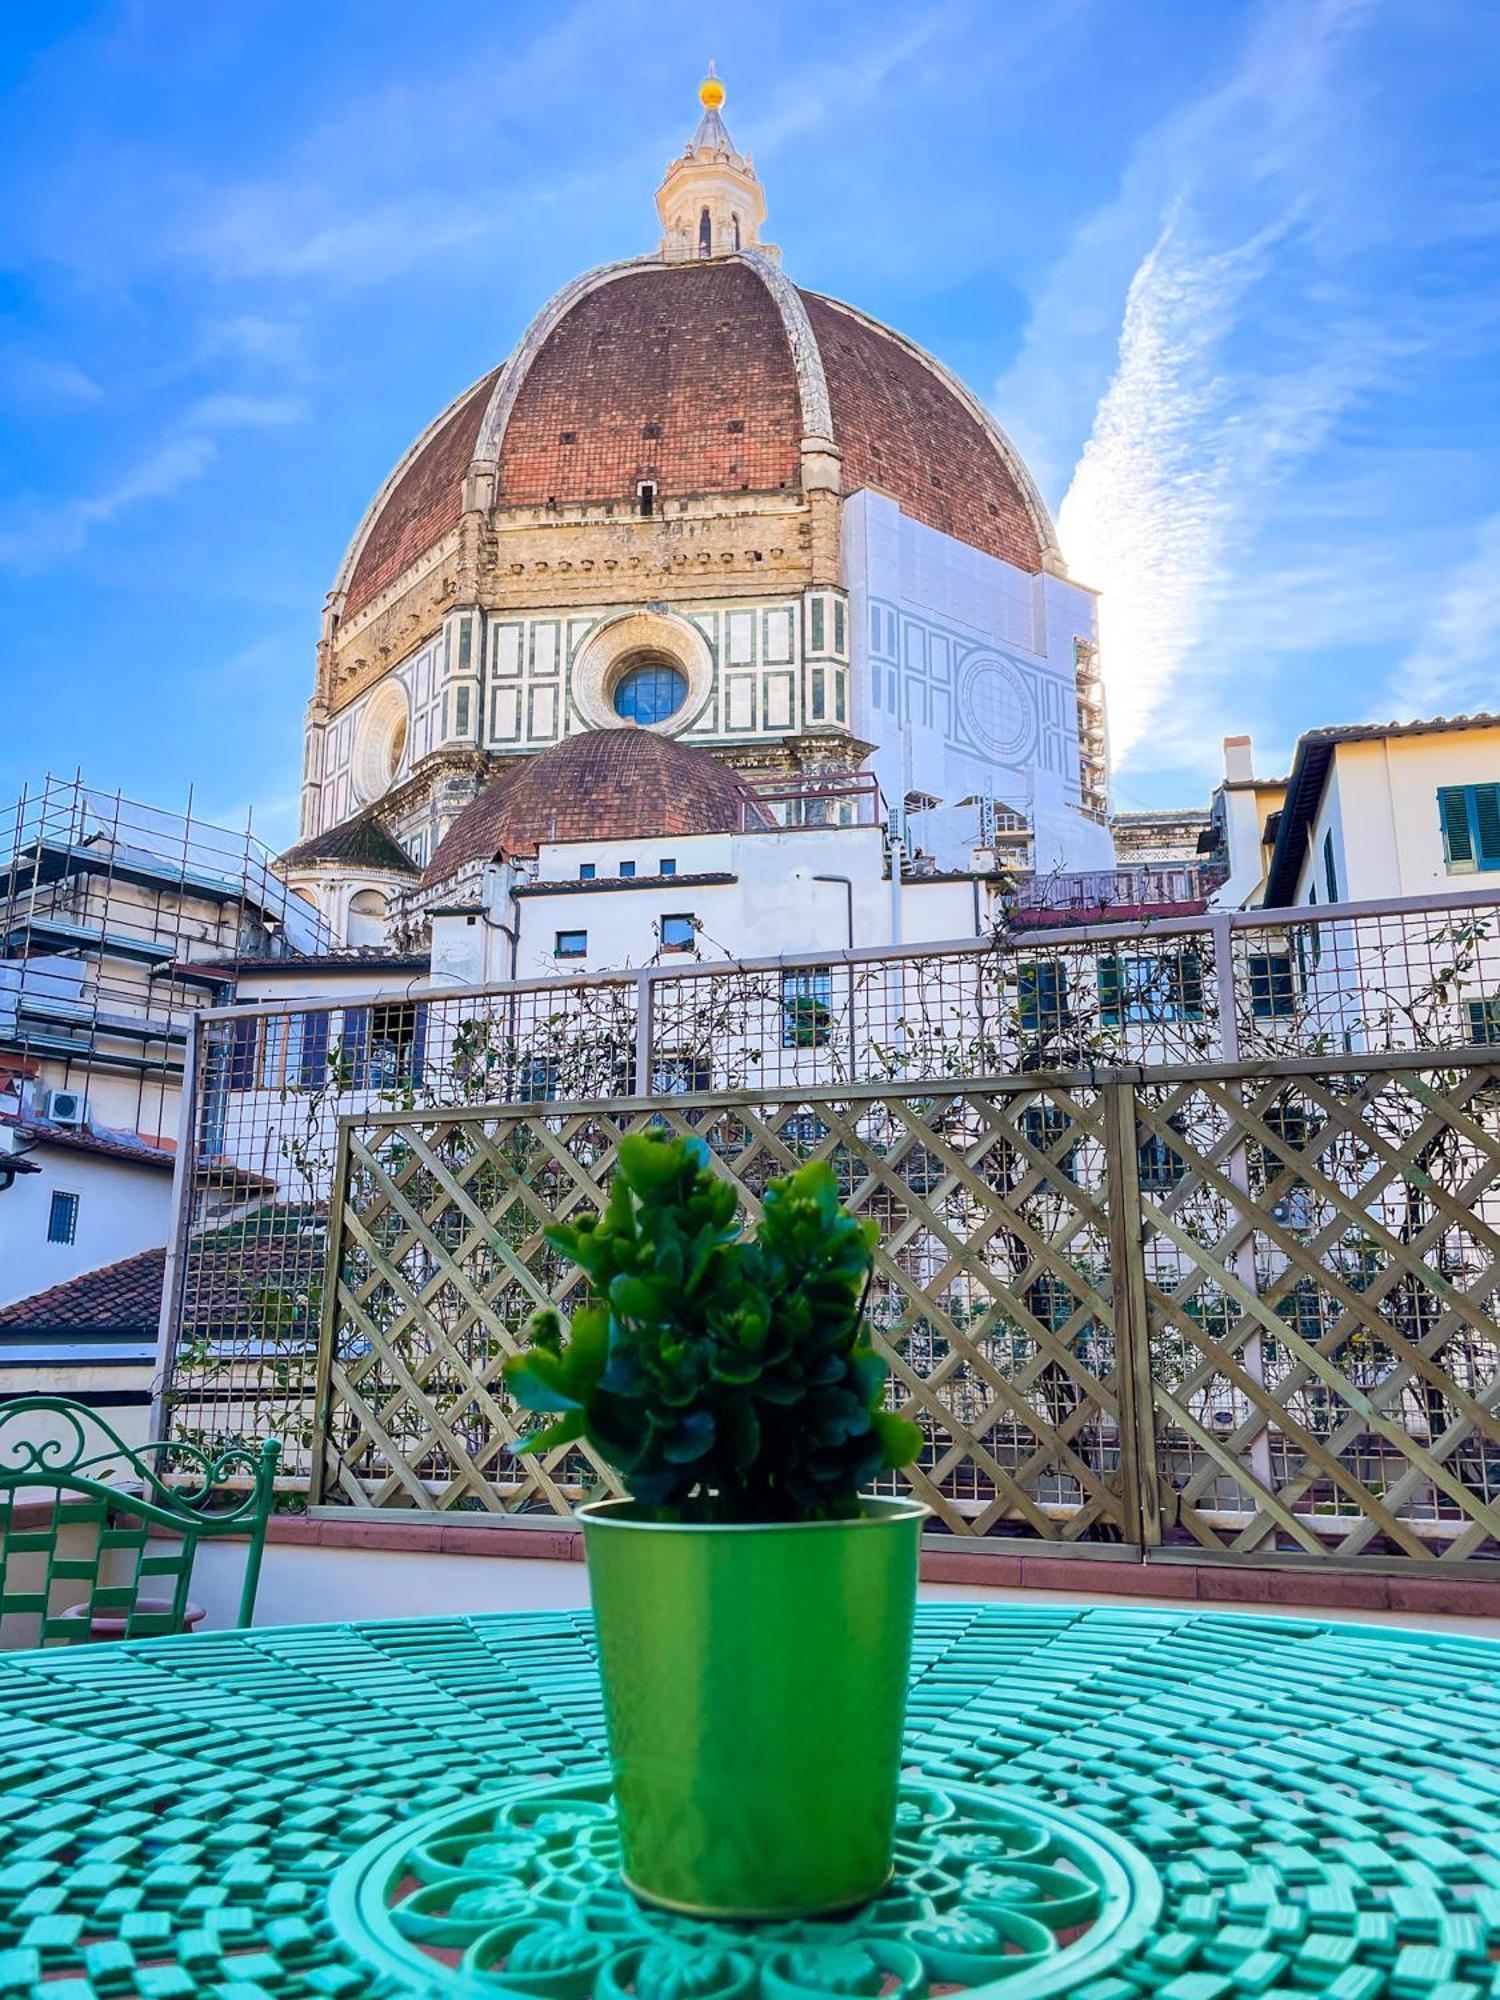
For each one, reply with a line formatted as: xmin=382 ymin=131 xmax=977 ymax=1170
xmin=346 ymin=889 xmax=388 ymax=948
xmin=698 ymin=207 xmax=712 ymax=257
xmin=732 ymin=213 xmax=741 ymax=251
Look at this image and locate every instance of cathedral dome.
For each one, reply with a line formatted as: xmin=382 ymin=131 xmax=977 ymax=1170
xmin=421 ymin=727 xmax=766 ymax=886
xmin=336 ymin=264 xmax=1059 ymax=619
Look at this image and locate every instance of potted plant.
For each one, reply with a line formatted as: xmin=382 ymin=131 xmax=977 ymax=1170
xmin=503 ymin=1130 xmax=925 ymax=1920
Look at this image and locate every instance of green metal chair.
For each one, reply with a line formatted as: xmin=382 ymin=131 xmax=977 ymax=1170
xmin=0 ymin=1396 xmax=280 ymax=1647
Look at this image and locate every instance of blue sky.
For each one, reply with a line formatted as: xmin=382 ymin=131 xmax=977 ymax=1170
xmin=1 ymin=0 xmax=1496 ymax=843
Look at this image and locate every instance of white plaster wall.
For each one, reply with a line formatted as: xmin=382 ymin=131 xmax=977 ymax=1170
xmin=0 ymin=1150 xmax=171 ymax=1309
xmin=1291 ymin=732 xmax=1500 ymax=905
xmin=507 ymin=827 xmax=970 ymax=976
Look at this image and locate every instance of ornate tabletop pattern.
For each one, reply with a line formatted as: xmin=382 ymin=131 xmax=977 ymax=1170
xmin=0 ymin=1606 xmax=1497 ymax=1997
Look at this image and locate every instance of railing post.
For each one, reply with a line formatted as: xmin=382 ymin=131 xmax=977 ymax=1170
xmin=1104 ymin=1078 xmax=1160 ymax=1551
xmin=1212 ymin=914 xmax=1276 ymax=1507
xmin=308 ymin=1116 xmax=353 ymax=1509
xmin=633 ymin=968 xmax=655 ymax=1099
xmin=150 ymin=1013 xmax=201 ymax=1445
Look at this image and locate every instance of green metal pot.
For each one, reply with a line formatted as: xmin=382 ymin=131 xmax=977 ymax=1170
xmin=576 ymin=1494 xmax=927 ymax=1921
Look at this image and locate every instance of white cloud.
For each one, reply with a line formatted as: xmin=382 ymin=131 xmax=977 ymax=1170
xmin=994 ymin=0 xmax=1396 ymax=773
xmin=0 ymin=389 xmax=311 ymax=571
xmin=1380 ymin=510 xmax=1500 ymax=720
xmin=0 ymin=436 xmax=216 ymax=568
xmin=0 ymin=351 xmax=103 ymax=409
xmin=183 ymin=392 xmax=308 ymax=429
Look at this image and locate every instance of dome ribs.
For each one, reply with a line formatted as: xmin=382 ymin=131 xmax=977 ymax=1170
xmin=800 ymin=293 xmax=1043 ymax=573
xmin=497 ymin=264 xmax=801 ymax=507
xmin=344 ymin=370 xmax=501 ymax=616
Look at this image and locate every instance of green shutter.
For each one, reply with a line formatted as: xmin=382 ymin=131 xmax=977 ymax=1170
xmin=1474 ymin=784 xmax=1500 ymax=866
xmin=1177 ymin=950 xmax=1205 ymax=1020
xmin=1440 ymin=786 xmax=1475 ymax=868
xmin=1097 ymin=955 xmax=1123 ymax=1028
xmin=1323 ymin=830 xmax=1338 ymax=901
xmin=1018 ymin=965 xmax=1040 ymax=1034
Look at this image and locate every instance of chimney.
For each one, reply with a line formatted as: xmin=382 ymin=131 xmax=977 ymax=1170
xmin=1223 ymin=735 xmax=1254 ymax=784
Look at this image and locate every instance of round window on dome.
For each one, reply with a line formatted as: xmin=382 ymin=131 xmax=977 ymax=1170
xmin=612 ymin=658 xmax=688 ymax=727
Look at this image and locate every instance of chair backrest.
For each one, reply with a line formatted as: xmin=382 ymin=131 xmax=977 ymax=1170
xmin=0 ymin=1398 xmax=280 ymax=1647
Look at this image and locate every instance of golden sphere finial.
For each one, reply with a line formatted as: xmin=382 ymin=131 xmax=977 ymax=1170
xmin=699 ymin=65 xmax=725 ymax=111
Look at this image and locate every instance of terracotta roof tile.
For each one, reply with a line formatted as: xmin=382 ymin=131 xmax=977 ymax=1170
xmin=337 ymin=260 xmax=1050 ymax=605
xmin=802 ymin=293 xmax=1042 ymax=571
xmin=498 ymin=263 xmax=801 ymax=506
xmin=0 ymin=1247 xmax=166 ymax=1330
xmin=344 ymin=369 xmax=501 ymax=616
xmin=278 ymin=810 xmax=418 ymax=875
xmin=423 ymin=728 xmax=767 ymax=886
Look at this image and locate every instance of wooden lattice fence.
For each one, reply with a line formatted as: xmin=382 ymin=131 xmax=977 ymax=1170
xmin=310 ymin=1056 xmax=1500 ymax=1570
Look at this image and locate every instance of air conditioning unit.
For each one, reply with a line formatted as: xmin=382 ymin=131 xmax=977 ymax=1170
xmin=44 ymin=1088 xmax=87 ymax=1126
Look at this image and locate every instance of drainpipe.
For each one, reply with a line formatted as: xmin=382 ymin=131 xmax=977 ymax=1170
xmin=812 ymin=875 xmax=854 ymax=947
xmin=812 ymin=868 xmax=856 ymax=1072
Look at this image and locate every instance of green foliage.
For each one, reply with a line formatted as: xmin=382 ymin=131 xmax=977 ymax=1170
xmin=502 ymin=1131 xmax=922 ymax=1521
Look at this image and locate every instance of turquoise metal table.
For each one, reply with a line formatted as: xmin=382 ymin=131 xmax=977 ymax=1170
xmin=1 ymin=1606 xmax=1499 ymax=1999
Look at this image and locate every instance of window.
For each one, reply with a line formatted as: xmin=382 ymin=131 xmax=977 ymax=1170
xmin=637 ymin=480 xmax=656 ymax=517
xmin=1097 ymin=952 xmax=1204 ymax=1026
xmin=613 ymin=660 xmax=685 ymax=726
xmin=555 ymin=930 xmax=587 ymax=959
xmin=1323 ymin=829 xmax=1338 ymax=902
xmin=732 ymin=212 xmax=741 ymax=251
xmin=619 ymin=860 xmax=636 ymax=879
xmin=1439 ymin=784 xmax=1500 ymax=873
xmin=337 ymin=1003 xmax=426 ymax=1090
xmin=579 ymin=863 xmax=596 ymax=881
xmin=1247 ymin=953 xmax=1296 ymax=1019
xmin=1017 ymin=1102 xmax=1077 ymax=1180
xmin=258 ymin=1015 xmax=289 ymax=1090
xmin=698 ymin=206 xmax=712 ymax=256
xmin=518 ymin=1054 xmax=559 ymax=1103
xmin=660 ymin=914 xmax=696 ymax=953
xmin=1137 ymin=1127 xmax=1187 ymax=1193
xmin=653 ymin=1054 xmax=713 ymax=1094
xmin=47 ymin=1191 xmax=78 ymax=1246
xmin=659 ymin=858 xmax=677 ymax=877
xmin=1468 ymin=998 xmax=1500 ymax=1046
xmin=1017 ymin=961 xmax=1070 ymax=1036
xmin=347 ymin=889 xmax=387 ymax=948
xmin=226 ymin=1015 xmax=258 ymax=1091
xmin=781 ymin=969 xmax=833 ymax=1049
xmin=295 ymin=1010 xmax=332 ymax=1089
xmin=258 ymin=1014 xmax=324 ymax=1091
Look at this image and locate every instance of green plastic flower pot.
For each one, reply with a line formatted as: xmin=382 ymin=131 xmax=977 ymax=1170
xmin=577 ymin=1495 xmax=927 ymax=1920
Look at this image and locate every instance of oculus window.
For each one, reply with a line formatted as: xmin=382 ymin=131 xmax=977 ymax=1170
xmin=613 ymin=659 xmax=687 ymax=726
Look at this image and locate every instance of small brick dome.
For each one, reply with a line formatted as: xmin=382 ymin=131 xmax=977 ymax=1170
xmin=338 ymin=257 xmax=1056 ymax=618
xmin=422 ymin=728 xmax=766 ymax=887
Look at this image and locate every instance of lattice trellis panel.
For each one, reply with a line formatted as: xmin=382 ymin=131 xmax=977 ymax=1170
xmin=1133 ymin=1062 xmax=1500 ymax=1562
xmin=313 ymin=1084 xmax=1140 ymax=1543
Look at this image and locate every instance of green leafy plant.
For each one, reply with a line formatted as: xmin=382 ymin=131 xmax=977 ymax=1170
xmin=502 ymin=1130 xmax=922 ymax=1521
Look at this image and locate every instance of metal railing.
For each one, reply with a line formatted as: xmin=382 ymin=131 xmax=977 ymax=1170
xmin=254 ymin=1050 xmax=1500 ymax=1570
xmin=155 ymin=889 xmax=1500 ymax=1560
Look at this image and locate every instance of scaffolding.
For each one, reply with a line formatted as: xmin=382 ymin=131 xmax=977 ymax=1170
xmin=0 ymin=773 xmax=330 ymax=1145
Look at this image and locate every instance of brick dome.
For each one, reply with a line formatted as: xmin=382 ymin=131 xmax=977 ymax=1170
xmin=422 ymin=727 xmax=767 ymax=887
xmin=338 ymin=256 xmax=1058 ymax=617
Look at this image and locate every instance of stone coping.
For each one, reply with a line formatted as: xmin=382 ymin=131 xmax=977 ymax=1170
xmin=262 ymin=1514 xmax=1500 ymax=1618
